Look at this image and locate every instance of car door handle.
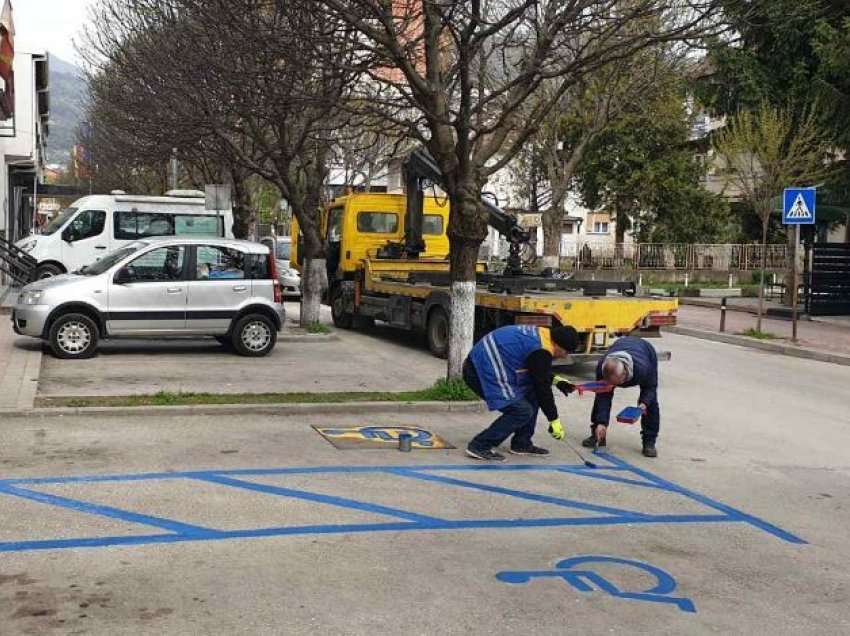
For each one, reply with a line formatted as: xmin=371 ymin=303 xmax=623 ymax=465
xmin=166 ymin=287 xmax=183 ymax=294
xmin=95 ymin=245 xmax=107 ymax=250
xmin=232 ymin=285 xmax=248 ymax=292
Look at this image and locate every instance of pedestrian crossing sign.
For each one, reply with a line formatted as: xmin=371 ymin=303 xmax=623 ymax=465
xmin=783 ymin=188 xmax=816 ymax=225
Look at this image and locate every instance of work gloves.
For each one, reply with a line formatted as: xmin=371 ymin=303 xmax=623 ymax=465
xmin=548 ymin=418 xmax=565 ymax=440
xmin=553 ymin=375 xmax=576 ymax=397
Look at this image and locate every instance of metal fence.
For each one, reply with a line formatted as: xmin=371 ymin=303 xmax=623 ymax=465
xmin=561 ymin=243 xmax=788 ymax=271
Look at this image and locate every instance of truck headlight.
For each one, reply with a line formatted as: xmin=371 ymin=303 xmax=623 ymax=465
xmin=22 ymin=291 xmax=44 ymax=305
xmin=20 ymin=240 xmax=37 ymax=253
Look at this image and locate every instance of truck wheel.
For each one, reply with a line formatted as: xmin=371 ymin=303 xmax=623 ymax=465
xmin=426 ymin=307 xmax=449 ymax=359
xmin=331 ymin=287 xmax=354 ymax=329
xmin=48 ymin=313 xmax=99 ymax=359
xmin=34 ymin=263 xmax=63 ymax=280
xmin=232 ymin=314 xmax=277 ymax=357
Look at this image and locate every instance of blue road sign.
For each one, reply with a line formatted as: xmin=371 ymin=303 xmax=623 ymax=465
xmin=783 ymin=188 xmax=816 ymax=225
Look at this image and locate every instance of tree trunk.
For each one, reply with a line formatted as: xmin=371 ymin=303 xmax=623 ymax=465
xmin=448 ymin=236 xmax=480 ymax=379
xmin=541 ymin=207 xmax=561 ymax=271
xmin=301 ymin=257 xmax=327 ymax=326
xmin=230 ymin=173 xmax=254 ymax=239
xmin=757 ymin=218 xmax=768 ymax=333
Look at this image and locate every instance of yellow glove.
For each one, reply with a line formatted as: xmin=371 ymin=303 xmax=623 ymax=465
xmin=548 ymin=418 xmax=565 ymax=440
xmin=553 ymin=375 xmax=576 ymax=396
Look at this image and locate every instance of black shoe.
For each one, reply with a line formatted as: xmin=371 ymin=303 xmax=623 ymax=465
xmin=642 ymin=441 xmax=658 ymax=458
xmin=466 ymin=445 xmax=506 ymax=462
xmin=582 ymin=434 xmax=606 ymax=449
xmin=509 ymin=445 xmax=550 ymax=456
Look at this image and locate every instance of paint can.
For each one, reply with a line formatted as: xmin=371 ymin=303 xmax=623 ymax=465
xmin=398 ymin=433 xmax=413 ymax=452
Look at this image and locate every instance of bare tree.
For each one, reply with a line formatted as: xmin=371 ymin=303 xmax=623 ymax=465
xmin=713 ymin=102 xmax=833 ymax=331
xmin=319 ymin=0 xmax=726 ymax=377
xmin=85 ymin=0 xmax=368 ymax=325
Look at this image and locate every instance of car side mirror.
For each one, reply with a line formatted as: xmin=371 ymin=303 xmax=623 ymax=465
xmin=114 ymin=267 xmax=132 ymax=285
xmin=62 ymin=227 xmax=76 ymax=243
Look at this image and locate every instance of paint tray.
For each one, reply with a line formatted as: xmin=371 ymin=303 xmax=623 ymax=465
xmin=616 ymin=406 xmax=643 ymax=424
xmin=576 ymin=381 xmax=614 ymax=396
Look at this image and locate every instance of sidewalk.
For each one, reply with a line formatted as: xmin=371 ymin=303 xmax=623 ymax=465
xmin=0 ymin=325 xmax=42 ymax=411
xmin=675 ymin=305 xmax=850 ymax=358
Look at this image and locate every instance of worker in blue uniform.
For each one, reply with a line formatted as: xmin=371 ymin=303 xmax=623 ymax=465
xmin=582 ymin=336 xmax=661 ymax=458
xmin=462 ymin=325 xmax=580 ymax=461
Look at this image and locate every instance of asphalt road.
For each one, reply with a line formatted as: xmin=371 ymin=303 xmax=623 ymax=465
xmin=1 ymin=333 xmax=850 ymax=634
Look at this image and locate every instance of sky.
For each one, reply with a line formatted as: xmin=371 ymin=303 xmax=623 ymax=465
xmin=15 ymin=0 xmax=95 ymax=66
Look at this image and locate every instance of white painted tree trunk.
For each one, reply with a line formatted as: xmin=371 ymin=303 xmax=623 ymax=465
xmin=301 ymin=257 xmax=327 ymax=327
xmin=448 ymin=281 xmax=476 ymax=379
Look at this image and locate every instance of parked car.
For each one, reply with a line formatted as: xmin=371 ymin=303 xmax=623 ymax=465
xmin=11 ymin=238 xmax=284 ymax=359
xmin=259 ymin=236 xmax=301 ymax=298
xmin=15 ymin=190 xmax=235 ymax=281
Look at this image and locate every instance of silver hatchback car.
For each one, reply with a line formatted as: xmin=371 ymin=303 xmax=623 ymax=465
xmin=11 ymin=238 xmax=285 ymax=359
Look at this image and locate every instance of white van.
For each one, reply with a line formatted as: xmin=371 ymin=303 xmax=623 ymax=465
xmin=15 ymin=190 xmax=235 ymax=280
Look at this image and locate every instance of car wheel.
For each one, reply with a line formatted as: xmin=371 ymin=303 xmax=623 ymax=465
xmin=232 ymin=314 xmax=277 ymax=357
xmin=49 ymin=313 xmax=99 ymax=359
xmin=426 ymin=306 xmax=449 ymax=359
xmin=34 ymin=263 xmax=63 ymax=280
xmin=331 ymin=286 xmax=354 ymax=329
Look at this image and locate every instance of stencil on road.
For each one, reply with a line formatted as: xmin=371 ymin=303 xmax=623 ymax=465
xmin=313 ymin=425 xmax=455 ymax=450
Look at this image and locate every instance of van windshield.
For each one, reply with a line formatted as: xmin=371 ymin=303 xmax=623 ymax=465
xmin=79 ymin=242 xmax=148 ymax=276
xmin=43 ymin=208 xmax=78 ymax=235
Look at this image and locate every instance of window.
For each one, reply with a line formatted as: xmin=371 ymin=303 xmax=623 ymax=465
xmin=66 ymin=210 xmax=106 ymax=241
xmin=115 ymin=212 xmax=222 ymax=240
xmin=174 ymin=215 xmax=221 ymax=236
xmin=592 ymin=222 xmax=610 ymax=234
xmin=195 ymin=246 xmax=246 ymax=280
xmin=44 ymin=207 xmax=77 ymax=235
xmin=563 ymin=223 xmax=574 ymax=235
xmin=357 ymin=212 xmax=398 ymax=234
xmin=423 ymin=214 xmax=444 ymax=236
xmin=125 ymin=246 xmax=185 ymax=282
xmin=327 ymin=207 xmax=344 ymax=242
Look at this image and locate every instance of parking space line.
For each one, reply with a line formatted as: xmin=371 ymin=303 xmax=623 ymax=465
xmin=598 ymin=453 xmax=808 ymax=544
xmin=190 ymin=473 xmax=446 ymax=524
xmin=554 ymin=468 xmax=670 ymax=490
xmin=383 ymin=468 xmax=653 ymax=518
xmin=0 ymin=483 xmax=219 ymax=536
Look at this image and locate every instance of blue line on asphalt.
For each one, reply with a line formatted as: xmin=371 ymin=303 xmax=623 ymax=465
xmin=0 ymin=514 xmax=735 ymax=553
xmin=383 ymin=467 xmax=653 ymax=518
xmin=554 ymin=467 xmax=670 ymax=490
xmin=190 ymin=473 xmax=445 ymax=524
xmin=597 ymin=453 xmax=808 ymax=545
xmin=0 ymin=462 xmax=625 ymax=487
xmin=0 ymin=483 xmax=218 ymax=537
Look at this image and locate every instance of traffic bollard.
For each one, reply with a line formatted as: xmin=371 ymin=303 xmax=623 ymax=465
xmin=719 ymin=297 xmax=727 ymax=333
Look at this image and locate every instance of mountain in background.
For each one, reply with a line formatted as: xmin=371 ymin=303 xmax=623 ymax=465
xmin=46 ymin=54 xmax=87 ymax=165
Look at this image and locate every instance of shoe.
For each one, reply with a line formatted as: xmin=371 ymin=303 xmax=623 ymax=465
xmin=509 ymin=445 xmax=550 ymax=456
xmin=582 ymin=434 xmax=606 ymax=449
xmin=466 ymin=445 xmax=506 ymax=462
xmin=642 ymin=441 xmax=658 ymax=458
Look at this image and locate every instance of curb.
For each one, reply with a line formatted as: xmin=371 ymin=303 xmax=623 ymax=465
xmin=0 ymin=400 xmax=487 ymax=419
xmin=278 ymin=333 xmax=340 ymax=343
xmin=666 ymin=325 xmax=850 ymax=367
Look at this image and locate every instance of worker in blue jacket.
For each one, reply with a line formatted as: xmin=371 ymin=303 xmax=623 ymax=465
xmin=582 ymin=336 xmax=661 ymax=458
xmin=463 ymin=325 xmax=580 ymax=461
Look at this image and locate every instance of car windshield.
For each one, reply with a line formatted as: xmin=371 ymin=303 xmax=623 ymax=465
xmin=276 ymin=242 xmax=291 ymax=260
xmin=79 ymin=242 xmax=148 ymax=276
xmin=43 ymin=207 xmax=78 ymax=235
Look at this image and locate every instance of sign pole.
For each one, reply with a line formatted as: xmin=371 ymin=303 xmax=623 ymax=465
xmin=792 ymin=224 xmax=800 ymax=344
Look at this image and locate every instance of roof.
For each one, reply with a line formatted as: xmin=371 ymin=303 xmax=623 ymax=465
xmin=139 ymin=237 xmax=270 ymax=254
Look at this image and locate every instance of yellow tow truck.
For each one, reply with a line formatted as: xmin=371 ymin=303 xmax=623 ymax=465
xmin=292 ymin=149 xmax=677 ymax=362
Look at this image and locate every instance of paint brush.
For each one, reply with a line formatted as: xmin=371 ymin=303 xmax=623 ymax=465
xmin=563 ymin=438 xmax=597 ymax=469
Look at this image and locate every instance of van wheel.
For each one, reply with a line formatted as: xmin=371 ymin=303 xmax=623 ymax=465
xmin=34 ymin=263 xmax=63 ymax=280
xmin=331 ymin=287 xmax=354 ymax=329
xmin=49 ymin=313 xmax=99 ymax=359
xmin=426 ymin=307 xmax=449 ymax=359
xmin=232 ymin=314 xmax=277 ymax=357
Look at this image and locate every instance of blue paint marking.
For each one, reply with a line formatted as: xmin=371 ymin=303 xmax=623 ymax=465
xmin=190 ymin=472 xmax=444 ymax=524
xmin=384 ymin=468 xmax=653 ymax=518
xmin=497 ymin=555 xmax=696 ymax=613
xmin=0 ymin=453 xmax=805 ymax=552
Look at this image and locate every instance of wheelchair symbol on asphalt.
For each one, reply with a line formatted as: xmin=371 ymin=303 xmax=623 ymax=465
xmin=496 ymin=555 xmax=696 ymax=613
